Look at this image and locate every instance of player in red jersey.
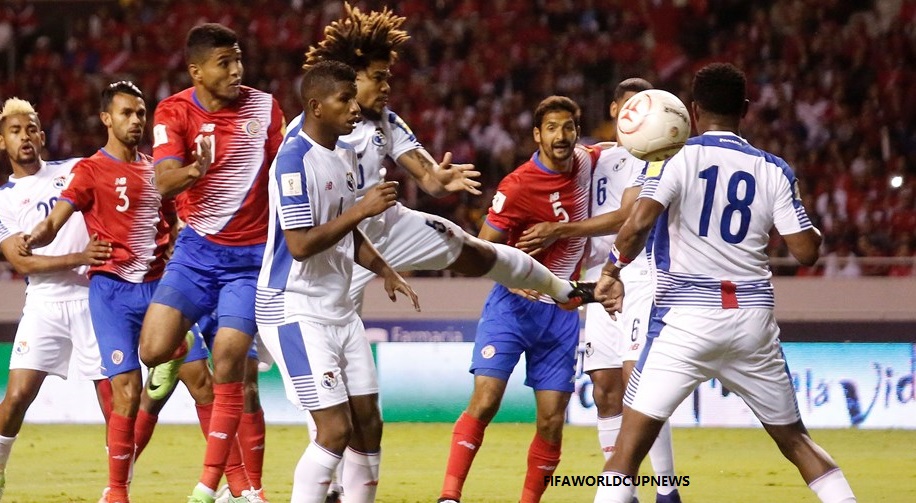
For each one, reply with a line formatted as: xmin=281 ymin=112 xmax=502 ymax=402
xmin=439 ymin=96 xmax=600 ymax=503
xmin=27 ymin=81 xmax=176 ymax=503
xmin=138 ymin=23 xmax=283 ymax=503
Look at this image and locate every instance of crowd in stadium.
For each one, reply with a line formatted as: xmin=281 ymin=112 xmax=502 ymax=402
xmin=1 ymin=0 xmax=914 ymax=276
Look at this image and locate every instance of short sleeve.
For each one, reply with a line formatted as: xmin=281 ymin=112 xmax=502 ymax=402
xmin=484 ymin=172 xmax=526 ymax=233
xmin=59 ymin=159 xmax=95 ymax=212
xmin=0 ymin=200 xmax=16 ymax=242
xmin=152 ymin=100 xmax=188 ymax=165
xmin=386 ymin=110 xmax=423 ymax=160
xmin=770 ymin=157 xmax=813 ymax=236
xmin=639 ymin=157 xmax=680 ymax=209
xmin=274 ymin=149 xmax=313 ymax=230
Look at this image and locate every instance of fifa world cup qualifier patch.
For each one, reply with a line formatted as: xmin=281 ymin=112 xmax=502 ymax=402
xmin=281 ymin=173 xmax=303 ymax=197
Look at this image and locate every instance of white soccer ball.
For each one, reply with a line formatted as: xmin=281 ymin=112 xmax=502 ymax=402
xmin=616 ymin=89 xmax=691 ymax=162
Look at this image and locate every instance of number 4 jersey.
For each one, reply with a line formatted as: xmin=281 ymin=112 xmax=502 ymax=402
xmin=641 ymin=131 xmax=814 ymax=308
xmin=0 ymin=158 xmax=90 ymax=299
xmin=60 ymin=149 xmax=172 ymax=283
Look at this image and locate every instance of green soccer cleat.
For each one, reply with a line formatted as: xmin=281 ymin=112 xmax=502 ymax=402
xmin=187 ymin=486 xmax=216 ymax=503
xmin=147 ymin=330 xmax=194 ymax=400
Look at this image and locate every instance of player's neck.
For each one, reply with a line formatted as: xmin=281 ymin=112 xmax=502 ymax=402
xmin=103 ymin=140 xmax=138 ymax=163
xmin=537 ymin=152 xmax=573 ymax=173
xmin=9 ymin=159 xmax=40 ymax=178
xmin=303 ymin=123 xmax=338 ymax=150
xmin=194 ymin=87 xmax=233 ymax=113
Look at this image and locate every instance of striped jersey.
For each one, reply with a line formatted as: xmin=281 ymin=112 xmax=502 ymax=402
xmin=60 ymin=149 xmax=171 ymax=283
xmin=0 ymin=158 xmax=89 ymax=300
xmin=640 ymin=131 xmax=813 ymax=309
xmin=285 ymin=107 xmax=422 ymax=198
xmin=152 ymin=86 xmax=284 ymax=246
xmin=486 ymin=145 xmax=600 ymax=287
xmin=256 ymin=130 xmax=360 ymax=326
xmin=584 ymin=144 xmax=651 ymax=284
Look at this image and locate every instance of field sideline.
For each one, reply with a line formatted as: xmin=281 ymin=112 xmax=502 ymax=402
xmin=3 ymin=423 xmax=914 ymax=502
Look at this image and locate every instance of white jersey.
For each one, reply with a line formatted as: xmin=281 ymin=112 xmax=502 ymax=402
xmin=286 ymin=107 xmax=422 ymax=197
xmin=256 ymin=130 xmax=360 ymax=326
xmin=0 ymin=159 xmax=89 ymax=300
xmin=641 ymin=131 xmax=813 ymax=309
xmin=584 ymin=145 xmax=650 ymax=284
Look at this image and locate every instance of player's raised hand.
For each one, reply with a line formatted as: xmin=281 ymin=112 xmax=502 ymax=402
xmin=381 ymin=270 xmax=421 ymax=312
xmin=516 ymin=222 xmax=560 ymax=256
xmin=358 ymin=181 xmax=398 ymax=217
xmin=436 ymin=152 xmax=482 ymax=195
xmin=189 ymin=135 xmax=213 ymax=179
xmin=80 ymin=234 xmax=113 ymax=266
xmin=595 ymin=273 xmax=625 ymax=320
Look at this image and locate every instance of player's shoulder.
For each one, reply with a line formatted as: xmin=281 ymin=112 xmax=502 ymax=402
xmin=239 ymin=86 xmax=276 ymax=108
xmin=157 ymin=88 xmax=194 ymax=109
xmin=46 ymin=156 xmax=83 ymax=171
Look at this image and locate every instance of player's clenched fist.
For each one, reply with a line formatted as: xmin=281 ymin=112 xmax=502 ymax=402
xmin=357 ymin=180 xmax=398 ymax=217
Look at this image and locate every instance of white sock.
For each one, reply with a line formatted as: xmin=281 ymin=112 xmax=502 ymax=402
xmin=292 ymin=443 xmax=342 ymax=503
xmin=342 ymin=447 xmax=380 ymax=503
xmin=596 ymin=415 xmax=621 ymax=461
xmin=485 ymin=243 xmax=572 ymax=300
xmin=194 ymin=483 xmax=216 ymax=498
xmin=594 ymin=471 xmax=636 ymax=503
xmin=649 ymin=421 xmax=676 ymax=495
xmin=809 ymin=468 xmax=856 ymax=503
xmin=330 ymin=451 xmax=344 ymax=494
xmin=0 ymin=435 xmax=16 ymax=470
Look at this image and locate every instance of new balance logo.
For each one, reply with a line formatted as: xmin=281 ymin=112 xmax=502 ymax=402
xmin=200 ymin=123 xmax=216 ymax=133
xmin=603 ymin=446 xmax=616 ymax=453
xmin=537 ymin=465 xmax=557 ymax=471
xmin=112 ymin=453 xmax=132 ymax=460
xmin=251 ymin=444 xmax=265 ymax=451
xmin=209 ymin=431 xmax=229 ymax=440
xmin=457 ymin=440 xmax=477 ymax=450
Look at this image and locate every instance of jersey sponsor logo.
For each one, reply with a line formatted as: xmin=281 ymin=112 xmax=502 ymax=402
xmin=244 ymin=119 xmax=262 ymax=137
xmin=321 ymin=371 xmax=338 ymax=389
xmin=371 ymin=127 xmax=387 ymax=147
xmin=346 ymin=172 xmax=356 ymax=192
xmin=491 ymin=191 xmax=507 ymax=213
xmin=481 ymin=344 xmax=496 ymax=359
xmin=281 ymin=173 xmax=303 ymax=197
xmin=53 ymin=176 xmax=67 ymax=189
xmin=14 ymin=341 xmax=29 ymax=355
xmin=111 ymin=350 xmax=124 ymax=365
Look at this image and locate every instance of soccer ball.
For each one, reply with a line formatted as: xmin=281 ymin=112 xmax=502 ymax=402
xmin=616 ymin=89 xmax=691 ymax=162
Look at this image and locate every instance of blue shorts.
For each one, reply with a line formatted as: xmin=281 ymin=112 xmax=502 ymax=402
xmin=90 ymin=274 xmax=158 ymax=378
xmin=470 ymin=284 xmax=580 ymax=392
xmin=186 ymin=321 xmax=210 ymax=363
xmin=151 ymin=227 xmax=264 ymax=337
xmin=196 ymin=311 xmax=259 ymax=360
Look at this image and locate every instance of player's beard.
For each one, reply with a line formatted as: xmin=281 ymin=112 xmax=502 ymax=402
xmin=546 ymin=143 xmax=574 ymax=164
xmin=14 ymin=143 xmax=39 ymax=165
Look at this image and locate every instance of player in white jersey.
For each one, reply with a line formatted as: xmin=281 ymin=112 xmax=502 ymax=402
xmin=593 ymin=64 xmax=855 ymax=503
xmin=257 ymin=61 xmax=420 ymax=503
xmin=0 ymin=98 xmax=112 ymax=497
xmin=516 ymin=79 xmax=681 ymax=503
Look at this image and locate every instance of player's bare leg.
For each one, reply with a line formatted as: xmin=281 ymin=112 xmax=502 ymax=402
xmin=440 ymin=375 xmax=507 ymax=502
xmin=0 ymin=369 xmax=47 ymax=496
xmin=590 ymin=367 xmax=625 ymax=460
xmin=594 ymin=406 xmax=666 ymax=503
xmin=522 ymin=390 xmax=570 ymax=503
xmin=139 ymin=304 xmax=194 ymax=402
xmin=293 ymin=401 xmax=353 ymax=502
xmin=342 ymin=393 xmax=382 ymax=502
xmin=762 ymin=421 xmax=856 ymax=502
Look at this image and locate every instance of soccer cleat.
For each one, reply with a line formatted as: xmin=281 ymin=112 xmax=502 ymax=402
xmin=249 ymin=488 xmax=269 ymax=502
xmin=214 ymin=485 xmax=231 ymax=503
xmin=188 ymin=487 xmax=216 ymax=503
xmin=325 ymin=489 xmax=343 ymax=503
xmin=437 ymin=499 xmax=460 ymax=503
xmin=97 ymin=487 xmax=109 ymax=503
xmin=555 ymin=281 xmax=598 ymax=311
xmin=239 ymin=488 xmax=266 ymax=503
xmin=655 ymin=489 xmax=681 ymax=503
xmin=147 ymin=330 xmax=194 ymax=400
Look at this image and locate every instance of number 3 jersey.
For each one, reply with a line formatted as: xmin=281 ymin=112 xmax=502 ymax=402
xmin=0 ymin=158 xmax=89 ymax=299
xmin=641 ymin=131 xmax=814 ymax=308
xmin=60 ymin=149 xmax=171 ymax=283
xmin=485 ymin=145 xmax=600 ymax=281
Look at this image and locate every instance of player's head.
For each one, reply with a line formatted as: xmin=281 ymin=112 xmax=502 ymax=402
xmin=691 ymin=62 xmax=748 ymax=131
xmin=186 ymin=23 xmax=243 ymax=103
xmin=533 ymin=96 xmax=580 ymax=167
xmin=611 ymin=78 xmax=653 ymax=120
xmin=300 ymin=61 xmax=361 ymax=138
xmin=100 ymin=80 xmax=147 ymax=148
xmin=0 ymin=98 xmax=43 ymax=170
xmin=303 ymin=2 xmax=409 ymax=120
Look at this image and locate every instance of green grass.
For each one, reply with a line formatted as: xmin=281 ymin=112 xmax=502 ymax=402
xmin=3 ymin=423 xmax=914 ymax=502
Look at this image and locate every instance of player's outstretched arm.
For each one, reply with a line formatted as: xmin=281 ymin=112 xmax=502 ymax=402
xmin=154 ymin=136 xmax=212 ymax=198
xmin=396 ymin=149 xmax=482 ymax=197
xmin=354 ymin=228 xmax=420 ymax=312
xmin=2 ymin=232 xmax=110 ymax=275
xmin=283 ymin=181 xmax=398 ymax=262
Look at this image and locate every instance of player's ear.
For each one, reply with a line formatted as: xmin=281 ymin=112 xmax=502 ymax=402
xmin=532 ymin=126 xmax=541 ymax=144
xmin=100 ymin=111 xmax=112 ymax=128
xmin=307 ymin=97 xmax=321 ymax=118
xmin=740 ymin=99 xmax=750 ymax=119
xmin=188 ymin=63 xmax=202 ymax=84
xmin=609 ymin=101 xmax=619 ymax=120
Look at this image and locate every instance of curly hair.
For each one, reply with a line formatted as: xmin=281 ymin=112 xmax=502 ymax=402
xmin=303 ymin=2 xmax=409 ymax=71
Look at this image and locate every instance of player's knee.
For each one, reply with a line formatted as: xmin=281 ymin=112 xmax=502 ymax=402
xmin=0 ymin=384 xmax=40 ymax=414
xmin=591 ymin=380 xmax=624 ymax=416
xmin=449 ymin=239 xmax=496 ymax=277
xmin=315 ymin=415 xmax=353 ymax=453
xmin=535 ymin=409 xmax=566 ymax=442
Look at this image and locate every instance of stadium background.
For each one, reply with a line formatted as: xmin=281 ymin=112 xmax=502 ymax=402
xmin=0 ymin=0 xmax=915 ymax=501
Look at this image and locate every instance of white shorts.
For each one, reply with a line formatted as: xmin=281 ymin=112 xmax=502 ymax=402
xmin=625 ymin=307 xmax=800 ymax=425
xmin=350 ymin=202 xmax=466 ymax=310
xmin=582 ymin=280 xmax=653 ymax=372
xmin=258 ymin=317 xmax=378 ymax=411
xmin=10 ymin=297 xmax=104 ymax=380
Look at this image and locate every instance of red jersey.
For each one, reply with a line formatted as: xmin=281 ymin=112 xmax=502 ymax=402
xmin=152 ymin=86 xmax=284 ymax=246
xmin=485 ymin=145 xmax=599 ymax=281
xmin=60 ymin=149 xmax=172 ymax=283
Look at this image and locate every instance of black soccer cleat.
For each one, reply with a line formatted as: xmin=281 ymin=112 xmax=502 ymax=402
xmin=556 ymin=281 xmax=598 ymax=311
xmin=437 ymin=499 xmax=460 ymax=503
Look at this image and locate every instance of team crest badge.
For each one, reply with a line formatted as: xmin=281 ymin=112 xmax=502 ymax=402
xmin=111 ymin=350 xmax=124 ymax=365
xmin=321 ymin=371 xmax=338 ymax=390
xmin=14 ymin=341 xmax=28 ymax=355
xmin=372 ymin=128 xmax=387 ymax=147
xmin=53 ymin=176 xmax=67 ymax=189
xmin=244 ymin=119 xmax=262 ymax=137
xmin=584 ymin=342 xmax=594 ymax=357
xmin=481 ymin=345 xmax=496 ymax=359
xmin=346 ymin=172 xmax=356 ymax=192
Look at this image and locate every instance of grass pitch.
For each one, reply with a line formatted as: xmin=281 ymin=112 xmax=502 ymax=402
xmin=3 ymin=423 xmax=913 ymax=502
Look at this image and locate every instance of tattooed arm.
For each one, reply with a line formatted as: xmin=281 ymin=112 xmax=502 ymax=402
xmin=395 ymin=148 xmax=482 ymax=198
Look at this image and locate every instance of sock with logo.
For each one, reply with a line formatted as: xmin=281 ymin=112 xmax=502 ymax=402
xmin=521 ymin=433 xmax=561 ymax=503
xmin=441 ymin=412 xmax=488 ymax=500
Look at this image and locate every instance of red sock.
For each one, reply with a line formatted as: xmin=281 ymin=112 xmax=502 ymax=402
xmin=97 ymin=379 xmax=113 ymax=424
xmin=441 ymin=412 xmax=488 ymax=500
xmin=132 ymin=409 xmax=159 ymax=461
xmin=237 ymin=409 xmax=266 ymax=489
xmin=199 ymin=382 xmax=245 ymax=491
xmin=195 ymin=402 xmax=213 ymax=438
xmin=107 ymin=413 xmax=136 ymax=503
xmin=521 ymin=434 xmax=561 ymax=503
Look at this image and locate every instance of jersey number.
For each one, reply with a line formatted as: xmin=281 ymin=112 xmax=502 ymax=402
xmin=193 ymin=134 xmax=216 ymax=164
xmin=115 ymin=186 xmax=130 ymax=212
xmin=596 ymin=177 xmax=608 ymax=206
xmin=552 ymin=201 xmax=570 ymax=223
xmin=698 ymin=166 xmax=756 ymax=244
xmin=36 ymin=197 xmax=58 ymax=217
xmin=356 ymin=163 xmax=365 ymax=190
